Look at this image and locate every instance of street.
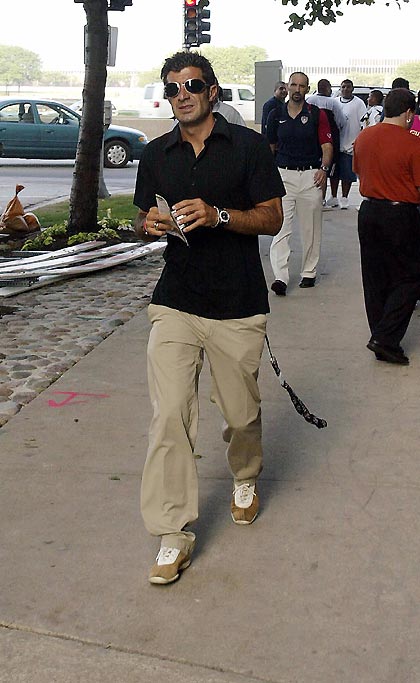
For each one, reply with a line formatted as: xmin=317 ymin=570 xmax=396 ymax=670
xmin=0 ymin=159 xmax=138 ymax=209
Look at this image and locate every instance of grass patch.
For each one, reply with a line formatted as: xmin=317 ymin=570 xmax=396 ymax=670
xmin=35 ymin=194 xmax=138 ymax=228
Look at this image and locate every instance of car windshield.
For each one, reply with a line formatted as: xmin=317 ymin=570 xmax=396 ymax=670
xmin=238 ymin=89 xmax=254 ymax=101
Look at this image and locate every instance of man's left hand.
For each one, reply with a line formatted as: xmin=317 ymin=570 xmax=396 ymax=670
xmin=172 ymin=199 xmax=218 ymax=233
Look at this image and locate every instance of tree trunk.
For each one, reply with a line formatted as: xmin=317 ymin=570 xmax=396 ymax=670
xmin=68 ymin=0 xmax=108 ymax=234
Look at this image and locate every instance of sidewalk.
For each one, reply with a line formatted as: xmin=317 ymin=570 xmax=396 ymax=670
xmin=1 ymin=192 xmax=420 ymax=683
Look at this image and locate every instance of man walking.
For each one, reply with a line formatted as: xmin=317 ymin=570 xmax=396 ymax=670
xmin=326 ymin=79 xmax=366 ymax=209
xmin=134 ymin=51 xmax=284 ymax=584
xmin=266 ymin=72 xmax=333 ymax=295
xmin=307 ymin=78 xmax=346 ymax=202
xmin=306 ymin=78 xmax=346 ymax=132
xmin=353 ymin=88 xmax=420 ymax=365
xmin=261 ymin=80 xmax=287 ymax=135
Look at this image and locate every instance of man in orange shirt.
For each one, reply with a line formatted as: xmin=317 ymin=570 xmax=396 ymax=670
xmin=353 ymin=88 xmax=420 ymax=365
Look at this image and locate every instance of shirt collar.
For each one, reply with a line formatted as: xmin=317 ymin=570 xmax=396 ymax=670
xmin=164 ymin=112 xmax=232 ymax=152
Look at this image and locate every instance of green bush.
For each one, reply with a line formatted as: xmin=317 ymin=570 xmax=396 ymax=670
xmin=20 ymin=209 xmax=135 ymax=251
xmin=21 ymin=223 xmax=68 ymax=251
xmin=67 ymin=227 xmax=121 ymax=246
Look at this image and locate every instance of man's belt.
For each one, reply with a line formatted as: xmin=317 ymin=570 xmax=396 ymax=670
xmin=365 ymin=197 xmax=418 ymax=207
xmin=279 ymin=165 xmax=317 ymax=171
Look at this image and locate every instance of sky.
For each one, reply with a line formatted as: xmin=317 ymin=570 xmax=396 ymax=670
xmin=0 ymin=0 xmax=418 ymax=73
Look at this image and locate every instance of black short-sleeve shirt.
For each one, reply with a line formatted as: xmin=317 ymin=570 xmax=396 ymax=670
xmin=134 ymin=114 xmax=285 ymax=320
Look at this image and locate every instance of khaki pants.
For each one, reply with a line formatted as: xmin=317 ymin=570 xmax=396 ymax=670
xmin=141 ymin=304 xmax=266 ymax=550
xmin=270 ymin=168 xmax=323 ymax=285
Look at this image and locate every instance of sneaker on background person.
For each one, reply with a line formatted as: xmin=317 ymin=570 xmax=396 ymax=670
xmin=325 ymin=196 xmax=339 ymax=208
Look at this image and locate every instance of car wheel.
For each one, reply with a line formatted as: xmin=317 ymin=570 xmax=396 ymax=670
xmin=104 ymin=139 xmax=130 ymax=168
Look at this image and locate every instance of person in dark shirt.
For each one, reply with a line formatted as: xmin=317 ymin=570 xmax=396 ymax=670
xmin=133 ymin=50 xmax=285 ymax=585
xmin=266 ymin=72 xmax=333 ymax=295
xmin=261 ymin=80 xmax=287 ymax=135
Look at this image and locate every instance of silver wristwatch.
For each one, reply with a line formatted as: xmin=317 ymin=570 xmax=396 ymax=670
xmin=219 ymin=209 xmax=230 ymax=226
xmin=211 ymin=207 xmax=231 ymax=228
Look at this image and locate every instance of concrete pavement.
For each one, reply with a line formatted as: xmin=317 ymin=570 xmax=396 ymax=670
xmin=1 ymin=190 xmax=420 ymax=682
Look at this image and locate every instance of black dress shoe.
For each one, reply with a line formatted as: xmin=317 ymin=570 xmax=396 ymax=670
xmin=271 ymin=280 xmax=287 ymax=296
xmin=299 ymin=277 xmax=316 ymax=288
xmin=367 ymin=339 xmax=409 ymax=365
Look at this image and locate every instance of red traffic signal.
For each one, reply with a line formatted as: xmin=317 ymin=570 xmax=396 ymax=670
xmin=183 ymin=0 xmax=211 ymax=48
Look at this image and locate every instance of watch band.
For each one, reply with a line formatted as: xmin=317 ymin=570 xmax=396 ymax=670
xmin=210 ymin=206 xmax=220 ymax=228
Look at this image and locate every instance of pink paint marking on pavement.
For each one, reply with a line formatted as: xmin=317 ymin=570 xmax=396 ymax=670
xmin=48 ymin=391 xmax=110 ymax=408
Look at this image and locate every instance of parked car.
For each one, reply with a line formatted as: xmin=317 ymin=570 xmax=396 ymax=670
xmin=138 ymin=82 xmax=255 ymax=120
xmin=0 ymin=98 xmax=148 ymax=168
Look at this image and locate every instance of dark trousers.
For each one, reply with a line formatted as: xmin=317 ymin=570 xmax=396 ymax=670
xmin=358 ymin=200 xmax=420 ymax=347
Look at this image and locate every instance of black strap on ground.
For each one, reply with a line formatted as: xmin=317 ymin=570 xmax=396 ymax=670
xmin=265 ymin=335 xmax=327 ymax=429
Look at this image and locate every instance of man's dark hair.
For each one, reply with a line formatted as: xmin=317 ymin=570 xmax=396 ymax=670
xmin=384 ymin=88 xmax=415 ymax=118
xmin=370 ymin=89 xmax=384 ymax=105
xmin=288 ymin=72 xmax=309 ymax=87
xmin=317 ymin=78 xmax=331 ymax=95
xmin=341 ymin=79 xmax=354 ymax=88
xmin=160 ymin=51 xmax=216 ymax=86
xmin=391 ymin=77 xmax=409 ymax=90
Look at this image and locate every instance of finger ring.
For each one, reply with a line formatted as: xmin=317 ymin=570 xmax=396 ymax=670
xmin=153 ymin=220 xmax=159 ymax=229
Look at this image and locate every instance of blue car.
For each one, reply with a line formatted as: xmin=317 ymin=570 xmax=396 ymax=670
xmin=0 ymin=98 xmax=148 ymax=168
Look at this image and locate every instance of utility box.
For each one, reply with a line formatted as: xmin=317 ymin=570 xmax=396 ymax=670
xmin=104 ymin=100 xmax=113 ymax=126
xmin=84 ymin=25 xmax=118 ymax=66
xmin=254 ymin=60 xmax=283 ymax=126
xmin=107 ymin=26 xmax=118 ymax=67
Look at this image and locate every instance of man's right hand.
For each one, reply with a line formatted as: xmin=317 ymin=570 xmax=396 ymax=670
xmin=134 ymin=208 xmax=168 ymax=239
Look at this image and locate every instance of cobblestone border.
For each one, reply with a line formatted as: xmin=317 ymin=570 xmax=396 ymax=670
xmin=0 ymin=254 xmax=163 ymax=427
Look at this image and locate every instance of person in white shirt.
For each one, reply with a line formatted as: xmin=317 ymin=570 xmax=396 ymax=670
xmin=213 ymin=84 xmax=247 ymax=126
xmin=307 ymin=78 xmax=346 ymax=203
xmin=326 ymin=79 xmax=366 ymax=209
xmin=361 ymin=90 xmax=384 ymax=128
xmin=306 ymin=79 xmax=347 ymax=131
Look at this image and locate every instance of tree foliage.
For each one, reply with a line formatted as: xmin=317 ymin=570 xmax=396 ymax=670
xmin=38 ymin=71 xmax=83 ymax=87
xmin=0 ymin=45 xmax=42 ymax=87
xmin=346 ymin=71 xmax=385 ymax=87
xmin=201 ymin=46 xmax=268 ymax=84
xmin=393 ymin=62 xmax=420 ymax=91
xmin=279 ymin=0 xmax=410 ymax=30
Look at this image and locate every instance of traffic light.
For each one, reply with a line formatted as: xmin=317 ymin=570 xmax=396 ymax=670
xmin=198 ymin=0 xmax=211 ymax=45
xmin=183 ymin=0 xmax=211 ymax=49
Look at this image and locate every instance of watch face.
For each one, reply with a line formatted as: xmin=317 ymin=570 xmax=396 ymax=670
xmin=220 ymin=210 xmax=230 ymax=223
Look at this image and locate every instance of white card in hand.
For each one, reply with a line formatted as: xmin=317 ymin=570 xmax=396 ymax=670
xmin=155 ymin=194 xmax=189 ymax=245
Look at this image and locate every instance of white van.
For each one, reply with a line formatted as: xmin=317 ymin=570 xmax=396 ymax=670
xmin=139 ymin=82 xmax=255 ymax=121
xmin=330 ymin=86 xmax=391 ymax=105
